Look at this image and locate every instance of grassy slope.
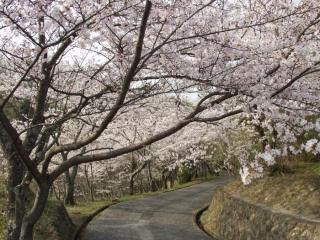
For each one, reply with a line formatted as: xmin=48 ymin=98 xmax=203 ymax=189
xmin=224 ymin=162 xmax=320 ymax=219
xmin=200 ymin=162 xmax=320 ymax=239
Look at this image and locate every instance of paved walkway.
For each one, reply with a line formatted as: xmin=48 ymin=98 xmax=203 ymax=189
xmin=84 ymin=178 xmax=229 ymax=240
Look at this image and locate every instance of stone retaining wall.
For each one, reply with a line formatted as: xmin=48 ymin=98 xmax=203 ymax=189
xmin=202 ymin=189 xmax=320 ymax=240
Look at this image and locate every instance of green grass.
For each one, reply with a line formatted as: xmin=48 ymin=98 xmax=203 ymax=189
xmin=67 ymin=200 xmax=112 ymax=226
xmin=293 ymin=162 xmax=320 ymax=175
xmin=308 ymin=164 xmax=320 ymax=175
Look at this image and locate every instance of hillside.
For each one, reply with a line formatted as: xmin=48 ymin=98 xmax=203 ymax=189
xmin=201 ymin=163 xmax=320 ymax=239
xmin=225 ymin=168 xmax=320 ymax=219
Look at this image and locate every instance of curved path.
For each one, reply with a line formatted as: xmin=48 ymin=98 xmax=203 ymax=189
xmin=83 ymin=178 xmax=229 ymax=240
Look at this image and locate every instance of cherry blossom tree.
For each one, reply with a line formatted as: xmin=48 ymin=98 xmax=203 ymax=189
xmin=0 ymin=0 xmax=319 ymax=239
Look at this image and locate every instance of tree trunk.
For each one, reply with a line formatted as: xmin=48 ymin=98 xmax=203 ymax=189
xmin=169 ymin=173 xmax=174 ymax=188
xmin=0 ymin=127 xmax=26 ymax=240
xmin=202 ymin=162 xmax=207 ymax=178
xmin=7 ymin=156 xmax=26 ymax=240
xmin=129 ymin=158 xmax=148 ymax=195
xmin=129 ymin=176 xmax=134 ymax=195
xmin=204 ymin=162 xmax=213 ymax=175
xmin=64 ymin=180 xmax=75 ymax=205
xmin=169 ymin=169 xmax=177 ymax=188
xmin=64 ymin=165 xmax=78 ymax=205
xmin=90 ymin=163 xmax=94 ymax=200
xmin=84 ymin=165 xmax=94 ymax=201
xmin=139 ymin=177 xmax=143 ymax=193
xmin=147 ymin=161 xmax=156 ymax=192
xmin=129 ymin=154 xmax=137 ymax=195
xmin=19 ymin=183 xmax=50 ymax=240
xmin=51 ymin=183 xmax=61 ymax=201
xmin=161 ymin=170 xmax=168 ymax=190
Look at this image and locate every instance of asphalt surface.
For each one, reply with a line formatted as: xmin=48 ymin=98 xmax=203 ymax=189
xmin=83 ymin=178 xmax=229 ymax=240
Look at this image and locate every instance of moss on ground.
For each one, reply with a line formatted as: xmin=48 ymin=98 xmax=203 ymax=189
xmin=294 ymin=162 xmax=320 ymax=175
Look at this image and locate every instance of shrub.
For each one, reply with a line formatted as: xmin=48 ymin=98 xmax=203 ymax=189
xmin=177 ymin=166 xmax=193 ymax=184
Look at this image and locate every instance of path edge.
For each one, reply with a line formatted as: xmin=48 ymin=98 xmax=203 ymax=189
xmin=194 ymin=204 xmax=219 ymax=240
xmin=73 ymin=201 xmax=120 ymax=240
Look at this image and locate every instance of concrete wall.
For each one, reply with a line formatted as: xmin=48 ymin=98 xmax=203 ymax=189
xmin=202 ymin=189 xmax=320 ymax=240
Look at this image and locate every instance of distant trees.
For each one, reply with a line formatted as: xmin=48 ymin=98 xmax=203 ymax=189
xmin=0 ymin=0 xmax=319 ymax=239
